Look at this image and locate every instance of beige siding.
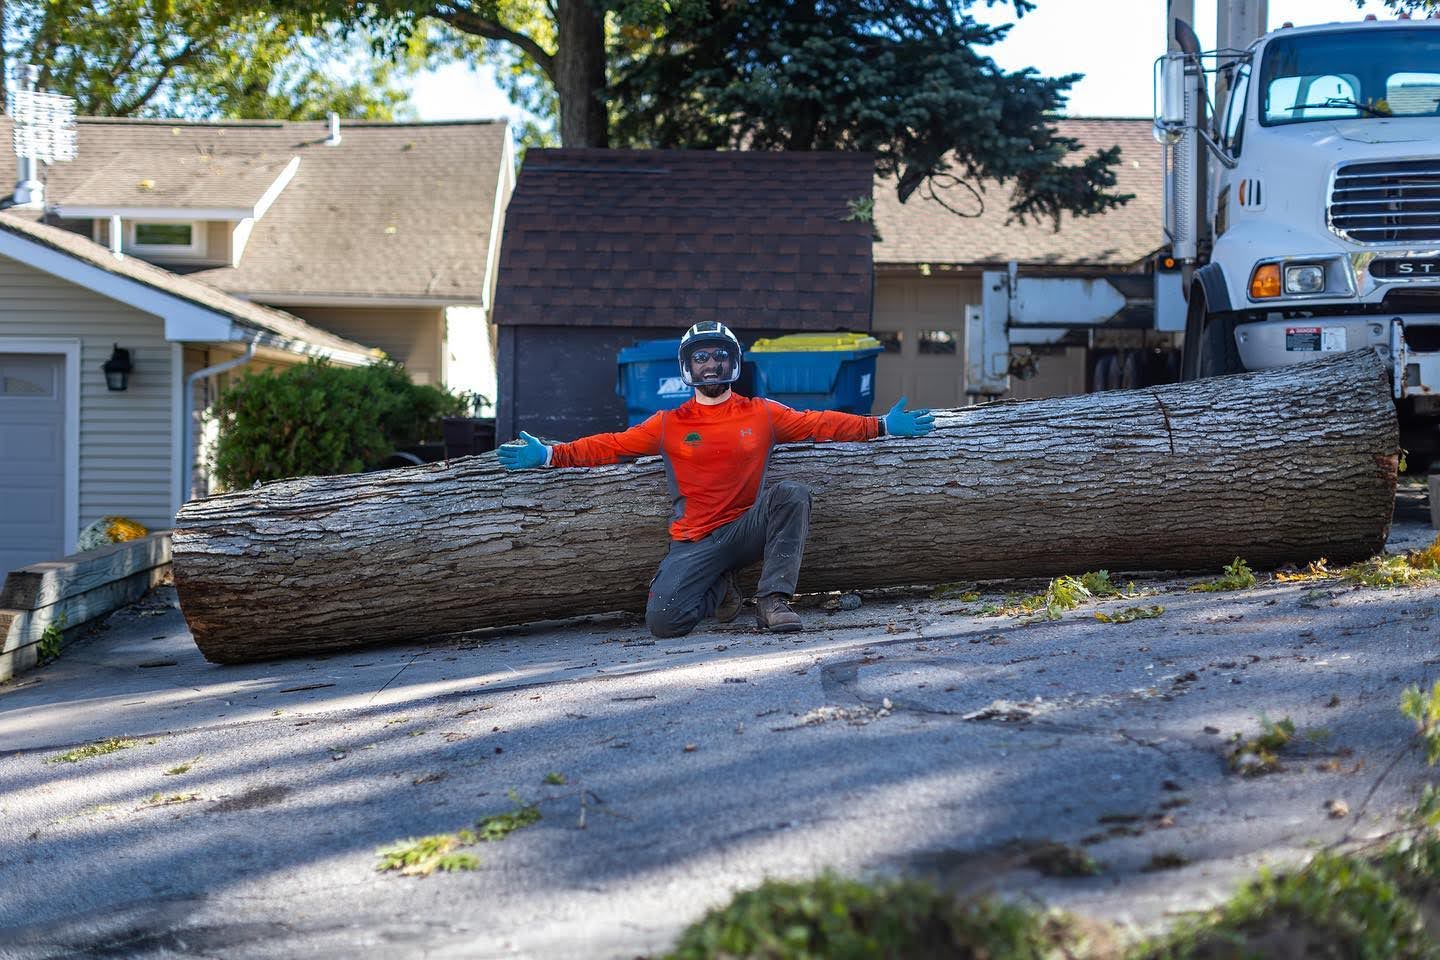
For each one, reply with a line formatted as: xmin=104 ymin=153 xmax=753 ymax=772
xmin=0 ymin=254 xmax=174 ymax=535
xmin=286 ymin=306 xmax=445 ymax=385
xmin=873 ymin=275 xmax=980 ymax=409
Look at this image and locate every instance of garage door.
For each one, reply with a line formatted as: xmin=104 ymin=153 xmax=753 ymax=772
xmin=0 ymin=354 xmax=66 ymax=574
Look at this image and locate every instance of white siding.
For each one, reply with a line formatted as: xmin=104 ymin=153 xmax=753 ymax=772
xmin=0 ymin=255 xmax=174 ymax=535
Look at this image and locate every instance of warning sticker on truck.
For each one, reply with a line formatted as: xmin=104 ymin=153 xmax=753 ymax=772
xmin=1285 ymin=327 xmax=1347 ymax=352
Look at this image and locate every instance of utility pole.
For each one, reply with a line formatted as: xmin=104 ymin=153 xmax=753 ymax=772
xmin=1216 ymin=0 xmax=1268 ymax=107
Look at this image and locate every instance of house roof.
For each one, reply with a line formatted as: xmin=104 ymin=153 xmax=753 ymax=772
xmin=0 ymin=211 xmax=377 ymax=361
xmin=2 ymin=117 xmax=511 ymax=303
xmin=872 ymin=118 xmax=1163 ymax=270
xmin=492 ymin=149 xmax=875 ymax=331
xmin=57 ymin=149 xmax=295 ymax=213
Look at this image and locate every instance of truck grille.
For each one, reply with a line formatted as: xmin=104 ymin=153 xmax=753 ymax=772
xmin=1329 ymin=159 xmax=1440 ymax=243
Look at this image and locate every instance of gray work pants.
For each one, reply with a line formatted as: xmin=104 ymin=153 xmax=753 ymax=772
xmin=645 ymin=480 xmax=812 ymax=639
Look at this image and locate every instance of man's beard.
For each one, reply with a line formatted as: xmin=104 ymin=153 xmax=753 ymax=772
xmin=696 ymin=382 xmax=730 ymax=398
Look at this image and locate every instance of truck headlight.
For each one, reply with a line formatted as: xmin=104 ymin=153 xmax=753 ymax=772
xmin=1284 ymin=264 xmax=1325 ymax=294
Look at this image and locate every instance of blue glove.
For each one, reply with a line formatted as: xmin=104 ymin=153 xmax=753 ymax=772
xmin=882 ymin=397 xmax=935 ymax=437
xmin=496 ymin=430 xmax=549 ymax=470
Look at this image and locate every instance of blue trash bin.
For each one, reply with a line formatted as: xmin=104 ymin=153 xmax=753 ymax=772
xmin=616 ymin=339 xmax=690 ymax=426
xmin=748 ymin=333 xmax=883 ymax=414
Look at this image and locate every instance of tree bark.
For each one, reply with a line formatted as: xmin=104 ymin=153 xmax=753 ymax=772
xmin=174 ymin=351 xmax=1399 ymax=664
xmin=553 ymin=0 xmax=608 ymax=147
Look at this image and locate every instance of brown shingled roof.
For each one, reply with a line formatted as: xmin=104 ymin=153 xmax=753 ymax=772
xmin=58 ymin=149 xmax=295 ymax=211
xmin=2 ymin=117 xmax=510 ymax=302
xmin=0 ymin=211 xmax=377 ymax=360
xmin=492 ymin=149 xmax=875 ymax=331
xmin=872 ymin=118 xmax=1163 ymax=270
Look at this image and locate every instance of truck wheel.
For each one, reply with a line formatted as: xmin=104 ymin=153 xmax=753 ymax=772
xmin=1182 ymin=285 xmax=1243 ymax=379
xmin=1199 ymin=313 xmax=1244 ymax=378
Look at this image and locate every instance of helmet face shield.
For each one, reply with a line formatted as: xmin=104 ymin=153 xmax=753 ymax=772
xmin=678 ymin=321 xmax=743 ymax=387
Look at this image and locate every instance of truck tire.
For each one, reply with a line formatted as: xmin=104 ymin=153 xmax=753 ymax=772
xmin=1200 ymin=313 xmax=1244 ymax=378
xmin=1182 ymin=285 xmax=1244 ymax=380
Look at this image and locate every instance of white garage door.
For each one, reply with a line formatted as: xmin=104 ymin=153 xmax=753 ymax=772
xmin=0 ymin=354 xmax=66 ymax=574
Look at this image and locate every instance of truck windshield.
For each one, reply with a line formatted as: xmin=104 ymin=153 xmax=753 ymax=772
xmin=1259 ymin=27 xmax=1440 ymax=126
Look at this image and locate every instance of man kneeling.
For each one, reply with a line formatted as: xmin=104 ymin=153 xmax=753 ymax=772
xmin=498 ymin=321 xmax=934 ymax=636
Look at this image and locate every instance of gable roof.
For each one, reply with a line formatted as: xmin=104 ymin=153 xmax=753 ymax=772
xmin=872 ymin=118 xmax=1163 ymax=270
xmin=0 ymin=211 xmax=377 ymax=362
xmin=2 ymin=117 xmax=511 ymax=303
xmin=493 ymin=149 xmax=875 ymax=331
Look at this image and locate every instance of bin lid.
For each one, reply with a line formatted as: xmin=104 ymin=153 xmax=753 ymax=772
xmin=617 ymin=338 xmax=682 ymax=363
xmin=749 ymin=332 xmax=881 ymax=353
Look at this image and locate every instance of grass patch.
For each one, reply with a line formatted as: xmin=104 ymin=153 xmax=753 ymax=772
xmin=376 ymin=791 xmax=541 ymax=878
xmin=1227 ymin=717 xmax=1296 ymax=776
xmin=1135 ymin=853 xmax=1434 ymax=959
xmin=663 ymin=873 xmax=1098 ymax=960
xmin=1190 ymin=558 xmax=1257 ymax=593
xmin=47 ymin=737 xmax=137 ymax=764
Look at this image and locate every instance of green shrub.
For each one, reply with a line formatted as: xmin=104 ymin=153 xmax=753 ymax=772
xmin=210 ymin=360 xmax=467 ymax=489
xmin=665 ymin=873 xmax=1070 ymax=960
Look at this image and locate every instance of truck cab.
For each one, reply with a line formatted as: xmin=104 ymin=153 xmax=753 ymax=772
xmin=1162 ymin=17 xmax=1440 ymax=456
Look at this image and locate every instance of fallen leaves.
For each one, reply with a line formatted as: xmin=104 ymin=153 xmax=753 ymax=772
xmin=1095 ymin=605 xmax=1165 ymax=624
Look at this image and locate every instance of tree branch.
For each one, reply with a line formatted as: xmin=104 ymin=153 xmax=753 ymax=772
xmin=111 ymin=35 xmax=208 ymax=116
xmin=431 ymin=4 xmax=555 ymax=81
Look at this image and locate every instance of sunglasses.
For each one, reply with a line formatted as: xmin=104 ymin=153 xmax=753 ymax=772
xmin=689 ymin=348 xmax=732 ymax=364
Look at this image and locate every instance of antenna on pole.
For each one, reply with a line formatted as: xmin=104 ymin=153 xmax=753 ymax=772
xmin=7 ymin=64 xmax=77 ymax=208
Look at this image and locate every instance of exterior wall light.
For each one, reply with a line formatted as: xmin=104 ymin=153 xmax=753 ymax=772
xmin=102 ymin=343 xmax=133 ymax=391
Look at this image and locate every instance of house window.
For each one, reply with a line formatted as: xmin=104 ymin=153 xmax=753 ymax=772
xmin=126 ymin=220 xmax=206 ymax=256
xmin=917 ymin=330 xmax=958 ymax=355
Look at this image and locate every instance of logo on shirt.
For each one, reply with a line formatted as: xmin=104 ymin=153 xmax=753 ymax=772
xmin=683 ymin=431 xmax=703 ymax=446
xmin=739 ymin=428 xmax=753 ymax=439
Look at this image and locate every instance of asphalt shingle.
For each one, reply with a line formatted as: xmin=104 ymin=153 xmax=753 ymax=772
xmin=492 ymin=149 xmax=875 ymax=331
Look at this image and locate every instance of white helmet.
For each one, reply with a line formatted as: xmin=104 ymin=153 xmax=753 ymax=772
xmin=678 ymin=321 xmax=742 ymax=387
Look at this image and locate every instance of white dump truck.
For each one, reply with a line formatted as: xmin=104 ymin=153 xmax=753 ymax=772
xmin=1157 ymin=13 xmax=1440 ymax=460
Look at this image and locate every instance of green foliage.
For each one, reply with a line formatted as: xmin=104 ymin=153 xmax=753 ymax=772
xmin=3 ymin=1 xmax=417 ymax=119
xmin=376 ymin=791 xmax=540 ymax=877
xmin=210 ymin=359 xmax=466 ymax=489
xmin=47 ymin=737 xmax=137 ymax=763
xmin=37 ymin=613 xmax=67 ymax=661
xmin=1137 ymin=853 xmax=1435 ymax=960
xmin=665 ymin=873 xmax=1070 ymax=960
xmin=1227 ymin=716 xmax=1296 ymax=776
xmin=376 ymin=832 xmax=482 ymax=877
xmin=609 ymin=0 xmax=1131 ymax=228
xmin=1190 ymin=558 xmax=1257 ymax=593
xmin=543 ymin=771 xmax=567 ymax=785
xmin=1095 ymin=605 xmax=1164 ymax=624
xmin=476 ymin=791 xmax=541 ymax=840
xmin=990 ymin=570 xmax=1141 ymax=620
xmin=1402 ymin=681 xmax=1440 ymax=767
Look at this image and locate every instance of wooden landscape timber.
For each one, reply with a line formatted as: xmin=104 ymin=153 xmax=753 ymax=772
xmin=173 ymin=350 xmax=1399 ymax=664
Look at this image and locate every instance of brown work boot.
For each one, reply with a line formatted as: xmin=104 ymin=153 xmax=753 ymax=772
xmin=755 ymin=593 xmax=802 ymax=633
xmin=715 ymin=573 xmax=743 ymax=624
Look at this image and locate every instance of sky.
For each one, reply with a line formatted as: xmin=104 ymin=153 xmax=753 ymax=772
xmin=406 ymin=0 xmax=1388 ymax=127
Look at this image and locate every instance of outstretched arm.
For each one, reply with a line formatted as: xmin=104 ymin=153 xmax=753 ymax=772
xmin=766 ymin=397 xmax=934 ymax=444
xmin=498 ymin=413 xmax=665 ymax=470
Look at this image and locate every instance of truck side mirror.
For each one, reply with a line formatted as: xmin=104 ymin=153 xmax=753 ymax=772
xmin=1160 ymin=54 xmax=1187 ymax=125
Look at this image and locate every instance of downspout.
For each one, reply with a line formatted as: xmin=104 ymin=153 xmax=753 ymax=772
xmin=182 ymin=340 xmax=256 ymax=503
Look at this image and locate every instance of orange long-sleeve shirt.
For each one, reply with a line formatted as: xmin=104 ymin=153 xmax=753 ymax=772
xmin=549 ymin=394 xmax=880 ymax=541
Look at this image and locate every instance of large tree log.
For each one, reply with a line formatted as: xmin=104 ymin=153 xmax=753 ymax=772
xmin=174 ymin=350 xmax=1399 ymax=663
